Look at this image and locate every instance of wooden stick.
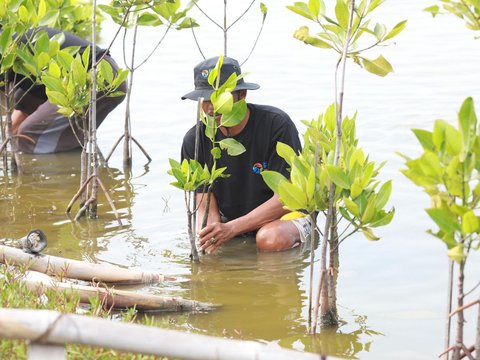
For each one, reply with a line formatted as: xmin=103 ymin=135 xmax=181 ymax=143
xmin=22 ymin=271 xmax=217 ymax=312
xmin=0 ymin=245 xmax=172 ymax=284
xmin=0 ymin=308 xmax=322 ymax=360
xmin=95 ymin=176 xmax=123 ymax=226
xmin=449 ymin=299 xmax=480 ymax=317
xmin=66 ymin=174 xmax=95 ymax=213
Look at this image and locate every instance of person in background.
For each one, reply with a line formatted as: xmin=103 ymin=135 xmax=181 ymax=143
xmin=181 ymin=56 xmax=311 ymax=253
xmin=1 ymin=26 xmax=126 ymax=154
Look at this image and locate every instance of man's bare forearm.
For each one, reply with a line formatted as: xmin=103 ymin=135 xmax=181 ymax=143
xmin=228 ymin=194 xmax=288 ymax=237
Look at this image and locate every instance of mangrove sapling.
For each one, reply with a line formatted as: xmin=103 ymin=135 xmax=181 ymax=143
xmin=400 ymin=97 xmax=480 ymax=360
xmin=99 ymin=0 xmax=198 ymax=166
xmin=191 ymin=0 xmax=268 ymax=61
xmin=40 ymin=46 xmax=128 ymax=221
xmin=262 ymin=106 xmax=395 ymax=331
xmin=286 ymin=0 xmax=405 ymax=330
xmin=416 ymin=4 xmax=480 ymax=359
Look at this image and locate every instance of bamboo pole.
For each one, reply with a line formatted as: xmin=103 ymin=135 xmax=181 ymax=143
xmin=22 ymin=271 xmax=217 ymax=312
xmin=0 ymin=245 xmax=172 ymax=284
xmin=0 ymin=308 xmax=323 ymax=360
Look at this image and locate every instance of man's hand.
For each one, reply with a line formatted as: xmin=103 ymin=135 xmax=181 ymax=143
xmin=198 ymin=222 xmax=235 ymax=254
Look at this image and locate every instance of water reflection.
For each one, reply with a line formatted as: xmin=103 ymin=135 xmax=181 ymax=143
xmin=0 ymin=152 xmax=138 ymax=261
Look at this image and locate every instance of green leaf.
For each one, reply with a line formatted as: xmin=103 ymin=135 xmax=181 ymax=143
xmin=287 ymin=2 xmax=314 ymax=21
xmin=99 ymin=59 xmax=114 ymax=84
xmin=361 ymin=55 xmax=393 ymax=77
xmin=262 ymin=170 xmax=288 ymax=193
xmin=218 ymin=138 xmax=246 ymax=156
xmin=18 ymin=5 xmax=29 ymax=22
xmin=370 ymin=209 xmax=395 ymax=227
xmin=367 ymin=0 xmax=385 ymax=12
xmin=39 ymin=10 xmax=58 ymax=26
xmin=362 ymin=227 xmax=380 ymax=241
xmin=308 ymin=0 xmax=320 ymax=18
xmin=278 ymin=181 xmax=308 ymax=210
xmin=42 ymin=75 xmax=64 ymax=93
xmin=221 ymin=100 xmax=247 ymax=127
xmin=326 ymin=165 xmax=351 ymax=188
xmin=137 ymin=13 xmax=162 ymax=26
xmin=375 ymin=180 xmax=392 ymax=209
xmin=447 ymin=245 xmax=464 ymax=263
xmin=458 ymin=97 xmax=476 ymax=157
xmin=383 ymin=20 xmax=407 ymax=41
xmin=361 ymin=196 xmax=376 ymax=223
xmin=211 ymin=147 xmax=222 ymax=159
xmin=213 ymin=92 xmax=233 ymax=114
xmin=424 ymin=5 xmax=440 ymax=17
xmin=335 ymin=0 xmax=349 ymax=28
xmin=373 ymin=23 xmax=386 ymax=40
xmin=293 ymin=26 xmax=333 ymax=48
xmin=461 ymin=211 xmax=479 ymax=234
xmin=412 ymin=129 xmax=435 ymax=151
xmin=426 ymin=208 xmax=461 ymax=235
xmin=46 ymin=90 xmax=69 ymax=107
xmin=176 ymin=17 xmax=198 ymax=30
xmin=277 ymin=142 xmax=297 ymax=163
xmin=343 ymin=197 xmax=359 ymax=217
xmin=260 ymin=2 xmax=268 ymax=15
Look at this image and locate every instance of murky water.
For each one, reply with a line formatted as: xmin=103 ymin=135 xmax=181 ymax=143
xmin=2 ymin=0 xmax=480 ymax=359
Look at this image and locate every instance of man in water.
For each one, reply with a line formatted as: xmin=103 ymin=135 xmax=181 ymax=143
xmin=181 ymin=56 xmax=311 ymax=253
xmin=1 ymin=26 xmax=126 ymax=154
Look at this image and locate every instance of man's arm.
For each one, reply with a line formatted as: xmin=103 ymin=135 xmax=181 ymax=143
xmin=198 ymin=193 xmax=288 ymax=253
xmin=195 ymin=192 xmax=221 ymax=234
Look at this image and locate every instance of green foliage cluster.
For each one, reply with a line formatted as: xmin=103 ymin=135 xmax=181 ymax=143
xmin=401 ymin=97 xmax=480 ymax=263
xmin=287 ymin=0 xmax=406 ymax=76
xmin=0 ymin=265 xmax=160 ymax=359
xmin=99 ymin=0 xmax=198 ymax=29
xmin=42 ymin=45 xmax=128 ymax=119
xmin=262 ymin=104 xmax=394 ymax=241
xmin=425 ymin=0 xmax=480 ymax=34
xmin=168 ymin=55 xmax=247 ymax=194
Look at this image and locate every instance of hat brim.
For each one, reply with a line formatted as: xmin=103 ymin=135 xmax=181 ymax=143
xmin=181 ymin=82 xmax=260 ymax=101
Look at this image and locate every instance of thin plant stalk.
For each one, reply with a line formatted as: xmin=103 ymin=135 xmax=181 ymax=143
xmin=124 ymin=22 xmax=137 ymax=166
xmin=307 ymin=142 xmax=319 ymax=332
xmin=444 ymin=259 xmax=455 ymax=360
xmin=327 ymin=212 xmax=339 ymax=323
xmin=313 ymin=0 xmax=356 ymax=332
xmin=90 ymin=0 xmax=99 ymax=218
xmin=192 ymin=98 xmax=204 ymax=240
xmin=475 ymin=296 xmax=479 ymax=360
xmin=223 ymin=0 xmax=227 ymax=55
xmin=453 ymin=259 xmax=466 ymax=360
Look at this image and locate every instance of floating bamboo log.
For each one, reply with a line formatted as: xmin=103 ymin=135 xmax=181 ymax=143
xmin=0 ymin=244 xmax=172 ymax=284
xmin=0 ymin=308 xmax=323 ymax=360
xmin=22 ymin=271 xmax=218 ymax=312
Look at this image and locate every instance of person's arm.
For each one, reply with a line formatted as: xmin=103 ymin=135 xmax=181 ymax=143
xmin=198 ymin=193 xmax=288 ymax=253
xmin=195 ymin=191 xmax=221 ymax=234
xmin=12 ymin=110 xmax=28 ymax=134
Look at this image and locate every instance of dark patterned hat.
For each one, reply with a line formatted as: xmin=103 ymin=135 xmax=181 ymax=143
xmin=181 ymin=56 xmax=260 ymax=100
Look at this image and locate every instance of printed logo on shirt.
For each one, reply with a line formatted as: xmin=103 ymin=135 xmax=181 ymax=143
xmin=252 ymin=161 xmax=268 ymax=174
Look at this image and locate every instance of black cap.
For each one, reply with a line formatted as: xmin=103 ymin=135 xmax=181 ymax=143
xmin=181 ymin=56 xmax=260 ymax=100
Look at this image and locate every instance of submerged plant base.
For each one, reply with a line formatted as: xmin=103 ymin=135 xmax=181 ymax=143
xmin=320 ymin=310 xmax=339 ymax=328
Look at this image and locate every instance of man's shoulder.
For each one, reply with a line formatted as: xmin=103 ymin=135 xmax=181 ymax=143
xmin=249 ymin=103 xmax=292 ymax=122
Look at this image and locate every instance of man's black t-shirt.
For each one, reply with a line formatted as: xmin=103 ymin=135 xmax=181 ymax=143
xmin=181 ymin=103 xmax=301 ymax=221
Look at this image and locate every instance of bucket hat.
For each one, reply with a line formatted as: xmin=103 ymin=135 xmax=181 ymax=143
xmin=181 ymin=56 xmax=260 ymax=101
